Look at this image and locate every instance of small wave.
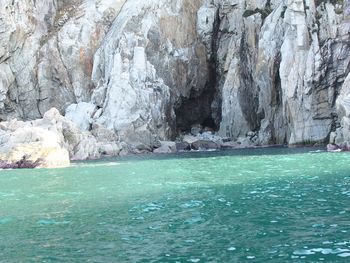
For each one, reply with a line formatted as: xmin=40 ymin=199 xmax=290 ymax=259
xmin=293 ymin=248 xmax=350 ymax=256
xmin=309 ymin=150 xmax=325 ymax=153
xmin=37 ymin=219 xmax=70 ymax=225
xmin=72 ymin=162 xmax=120 ymax=168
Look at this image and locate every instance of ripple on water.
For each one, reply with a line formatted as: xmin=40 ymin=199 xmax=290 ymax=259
xmin=1 ymin=148 xmax=350 ymax=261
xmin=180 ymin=200 xmax=204 ymax=208
xmin=0 ymin=217 xmax=12 ymax=224
xmin=293 ymin=248 xmax=350 ymax=257
xmin=37 ymin=219 xmax=70 ymax=225
xmin=338 ymin=253 xmax=350 ymax=257
xmin=142 ymin=203 xmax=163 ymax=212
xmin=129 ymin=203 xmax=164 ymax=213
xmin=0 ymin=192 xmax=15 ymax=197
xmin=184 ymin=216 xmax=204 ymax=225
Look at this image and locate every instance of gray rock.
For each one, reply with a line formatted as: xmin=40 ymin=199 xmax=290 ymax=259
xmin=191 ymin=140 xmax=220 ymax=151
xmin=191 ymin=124 xmax=203 ymax=136
xmin=176 ymin=142 xmax=191 ymax=151
xmin=327 ymin=144 xmax=341 ymax=152
xmin=153 ymin=141 xmax=177 ymax=154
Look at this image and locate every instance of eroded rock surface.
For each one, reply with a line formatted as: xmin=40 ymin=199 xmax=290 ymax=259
xmin=0 ymin=0 xmax=126 ymax=120
xmin=0 ymin=108 xmax=122 ymax=168
xmin=1 ymin=0 xmax=350 ymax=161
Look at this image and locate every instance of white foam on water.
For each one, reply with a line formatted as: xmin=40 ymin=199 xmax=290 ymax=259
xmin=334 ymin=241 xmax=349 ymax=245
xmin=227 ymin=247 xmax=236 ymax=251
xmin=73 ymin=162 xmax=120 ymax=168
xmin=37 ymin=219 xmax=70 ymax=225
xmin=293 ymin=249 xmax=315 ymax=255
xmin=142 ymin=203 xmax=163 ymax=212
xmin=180 ymin=200 xmax=204 ymax=208
xmin=338 ymin=253 xmax=350 ymax=257
xmin=246 ymin=256 xmax=255 ymax=259
xmin=293 ymin=248 xmax=350 ymax=256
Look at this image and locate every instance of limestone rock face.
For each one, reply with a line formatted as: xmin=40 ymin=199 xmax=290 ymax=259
xmin=214 ymin=0 xmax=350 ymax=146
xmin=0 ymin=0 xmax=126 ymax=120
xmin=89 ymin=0 xmax=214 ymax=149
xmin=1 ymin=0 xmax=350 ymax=154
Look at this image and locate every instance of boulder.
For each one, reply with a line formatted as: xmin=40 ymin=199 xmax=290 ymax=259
xmin=191 ymin=140 xmax=220 ymax=151
xmin=176 ymin=142 xmax=191 ymax=151
xmin=327 ymin=144 xmax=341 ymax=152
xmin=153 ymin=141 xmax=177 ymax=154
xmin=0 ymin=108 xmax=123 ymax=168
xmin=190 ymin=124 xmax=203 ymax=136
xmin=182 ymin=134 xmax=200 ymax=144
xmin=0 ymin=120 xmax=70 ymax=168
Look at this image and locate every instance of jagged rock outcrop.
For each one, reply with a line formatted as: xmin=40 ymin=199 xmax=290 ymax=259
xmin=1 ymin=0 xmax=350 ymax=162
xmin=0 ymin=108 xmax=122 ymax=168
xmin=0 ymin=0 xmax=126 ymax=120
xmin=214 ymin=0 xmax=350 ymax=146
xmin=89 ymin=0 xmax=216 ymax=150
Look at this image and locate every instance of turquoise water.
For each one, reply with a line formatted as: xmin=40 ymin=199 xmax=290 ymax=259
xmin=0 ymin=148 xmax=349 ymax=262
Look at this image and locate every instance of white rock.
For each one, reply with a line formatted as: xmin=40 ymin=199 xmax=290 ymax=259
xmin=65 ymin=102 xmax=96 ymax=131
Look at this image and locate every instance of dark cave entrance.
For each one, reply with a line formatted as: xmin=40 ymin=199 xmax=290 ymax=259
xmin=174 ymin=86 xmax=220 ymax=134
xmin=174 ymin=7 xmax=222 ymax=136
xmin=174 ymin=55 xmax=221 ymax=134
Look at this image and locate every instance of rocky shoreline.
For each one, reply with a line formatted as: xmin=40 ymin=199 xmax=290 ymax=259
xmin=0 ymin=107 xmax=268 ymax=169
xmin=2 ymin=0 xmax=350 ymax=170
xmin=0 ymin=107 xmax=338 ymax=169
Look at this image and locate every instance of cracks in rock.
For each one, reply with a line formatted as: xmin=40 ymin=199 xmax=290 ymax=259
xmin=269 ymin=52 xmax=283 ymax=144
xmin=174 ymin=6 xmax=222 ymax=134
xmin=238 ymin=31 xmax=261 ymax=132
xmin=55 ymin=36 xmax=73 ymax=91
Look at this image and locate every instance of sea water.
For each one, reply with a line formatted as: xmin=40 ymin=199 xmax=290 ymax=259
xmin=0 ymin=148 xmax=349 ymax=262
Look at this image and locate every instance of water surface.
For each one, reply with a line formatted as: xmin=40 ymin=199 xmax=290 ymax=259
xmin=0 ymin=148 xmax=349 ymax=262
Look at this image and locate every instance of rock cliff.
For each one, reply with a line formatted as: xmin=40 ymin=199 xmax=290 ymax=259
xmin=1 ymin=0 xmax=350 ymax=165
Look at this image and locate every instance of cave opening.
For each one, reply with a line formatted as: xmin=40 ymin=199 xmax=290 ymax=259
xmin=174 ymin=7 xmax=222 ymax=136
xmin=174 ymin=85 xmax=219 ymax=134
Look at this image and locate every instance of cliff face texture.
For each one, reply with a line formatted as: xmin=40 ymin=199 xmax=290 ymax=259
xmin=1 ymin=0 xmax=350 ymax=158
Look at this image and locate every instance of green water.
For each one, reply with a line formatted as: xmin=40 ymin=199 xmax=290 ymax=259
xmin=0 ymin=148 xmax=349 ymax=262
